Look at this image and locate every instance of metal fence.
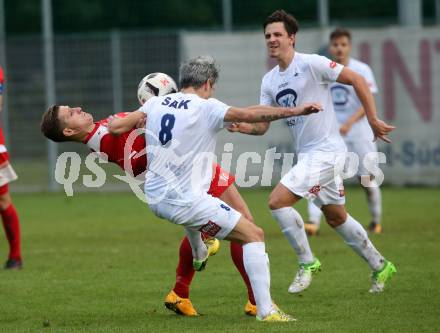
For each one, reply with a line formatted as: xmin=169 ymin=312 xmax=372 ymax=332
xmin=4 ymin=30 xmax=179 ymax=191
xmin=1 ymin=0 xmax=439 ymax=192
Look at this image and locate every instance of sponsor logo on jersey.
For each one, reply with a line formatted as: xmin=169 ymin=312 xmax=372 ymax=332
xmin=330 ymin=85 xmax=350 ymax=106
xmin=199 ymin=221 xmax=221 ymax=237
xmin=330 ymin=61 xmax=337 ymax=68
xmin=275 ymin=88 xmax=297 ymax=107
xmin=308 ymin=185 xmax=321 ymax=195
xmin=286 ymin=118 xmax=297 ymax=127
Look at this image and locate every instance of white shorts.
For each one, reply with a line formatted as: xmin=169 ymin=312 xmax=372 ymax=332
xmin=344 ymin=140 xmax=377 ymax=177
xmin=0 ymin=163 xmax=18 ymax=187
xmin=148 ymin=193 xmax=242 ymax=240
xmin=280 ymin=153 xmax=346 ymax=208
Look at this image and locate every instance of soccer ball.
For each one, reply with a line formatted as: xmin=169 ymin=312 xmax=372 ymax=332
xmin=137 ymin=72 xmax=178 ymax=105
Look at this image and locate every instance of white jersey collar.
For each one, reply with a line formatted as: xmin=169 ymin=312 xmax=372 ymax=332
xmin=85 ymin=124 xmax=109 ymax=152
xmin=278 ymin=51 xmax=301 ymax=76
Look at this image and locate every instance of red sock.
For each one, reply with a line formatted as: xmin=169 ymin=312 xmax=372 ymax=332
xmin=1 ymin=204 xmax=21 ymax=261
xmin=173 ymin=237 xmax=195 ymax=299
xmin=230 ymin=242 xmax=256 ymax=305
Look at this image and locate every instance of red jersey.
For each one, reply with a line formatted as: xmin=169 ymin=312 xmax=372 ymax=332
xmin=83 ymin=112 xmax=147 ymax=177
xmin=83 ymin=112 xmax=235 ymax=195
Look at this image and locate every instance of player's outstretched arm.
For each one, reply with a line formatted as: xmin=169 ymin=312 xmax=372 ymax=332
xmin=108 ymin=110 xmax=145 ymax=135
xmin=227 ymin=122 xmax=270 ymax=135
xmin=224 ymin=103 xmax=322 ymax=124
xmin=337 ymin=67 xmax=395 ymax=143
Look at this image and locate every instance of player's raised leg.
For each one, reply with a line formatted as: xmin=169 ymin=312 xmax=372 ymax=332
xmin=184 ymin=227 xmax=220 ymax=271
xmin=166 ymin=177 xmax=257 ymax=316
xmin=321 ymin=204 xmax=396 ymax=292
xmin=155 ymin=192 xmax=295 ymax=322
xmin=165 ymin=232 xmax=219 ymax=316
xmin=268 ymin=183 xmax=321 ymax=293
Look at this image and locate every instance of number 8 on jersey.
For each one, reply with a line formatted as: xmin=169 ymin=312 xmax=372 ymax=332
xmin=159 ymin=114 xmax=176 ymax=145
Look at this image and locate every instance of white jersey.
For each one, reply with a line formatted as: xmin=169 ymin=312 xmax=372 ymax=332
xmin=260 ymin=52 xmax=346 ymax=155
xmin=332 ymin=58 xmax=378 ymax=141
xmin=140 ymin=92 xmax=229 ymax=205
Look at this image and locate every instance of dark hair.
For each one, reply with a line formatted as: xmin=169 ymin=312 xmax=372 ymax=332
xmin=263 ymin=10 xmax=299 ymax=36
xmin=329 ymin=27 xmax=352 ymax=42
xmin=40 ymin=105 xmax=69 ymax=142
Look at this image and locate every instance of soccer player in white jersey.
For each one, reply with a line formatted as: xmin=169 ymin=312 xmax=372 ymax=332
xmin=306 ymin=28 xmax=383 ymax=235
xmin=108 ymin=55 xmax=323 ymax=321
xmin=228 ymin=10 xmax=396 ymax=294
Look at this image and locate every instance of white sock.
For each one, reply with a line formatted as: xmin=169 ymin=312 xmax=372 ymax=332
xmin=364 ymin=182 xmax=382 ymax=225
xmin=271 ymin=207 xmax=314 ymax=264
xmin=335 ymin=215 xmax=385 ymax=271
xmin=307 ymin=201 xmax=323 ymax=226
xmin=184 ymin=228 xmax=207 ymax=260
xmin=242 ymin=242 xmax=273 ymax=318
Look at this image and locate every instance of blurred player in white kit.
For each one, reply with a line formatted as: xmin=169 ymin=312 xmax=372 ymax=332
xmin=306 ymin=28 xmax=383 ymax=235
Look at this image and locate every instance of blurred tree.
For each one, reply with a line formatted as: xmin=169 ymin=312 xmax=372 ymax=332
xmin=5 ymin=0 xmax=41 ymax=34
xmin=233 ymin=0 xmax=317 ymax=29
xmin=52 ymin=0 xmax=222 ymax=32
xmin=4 ymin=0 xmax=434 ymax=35
xmin=330 ymin=0 xmax=399 ymax=26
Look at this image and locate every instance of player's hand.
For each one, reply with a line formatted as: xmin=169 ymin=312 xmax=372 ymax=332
xmin=293 ymin=103 xmax=323 ymax=116
xmin=107 ymin=114 xmax=121 ymax=123
xmin=227 ymin=122 xmax=241 ymax=132
xmin=107 ymin=114 xmax=121 ymax=131
xmin=340 ymin=122 xmax=352 ymax=136
xmin=135 ymin=114 xmax=146 ymax=129
xmin=370 ymin=118 xmax=396 ymax=143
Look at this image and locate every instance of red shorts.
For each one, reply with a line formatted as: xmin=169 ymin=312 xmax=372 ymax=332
xmin=208 ymin=164 xmax=235 ymax=198
xmin=0 ymin=152 xmax=9 ymax=165
xmin=0 ymin=183 xmax=8 ymax=195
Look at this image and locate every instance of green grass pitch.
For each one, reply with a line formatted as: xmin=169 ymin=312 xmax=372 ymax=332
xmin=1 ymin=187 xmax=439 ymax=332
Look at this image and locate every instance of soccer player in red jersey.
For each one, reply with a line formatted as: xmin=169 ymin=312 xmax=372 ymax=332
xmin=0 ymin=66 xmax=22 ymax=270
xmin=40 ymin=106 xmax=258 ymax=316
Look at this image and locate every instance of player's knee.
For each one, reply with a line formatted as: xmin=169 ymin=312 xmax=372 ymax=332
xmin=322 ymin=205 xmax=347 ymax=228
xmin=244 ymin=224 xmax=264 ymax=243
xmin=0 ymin=193 xmax=11 ymax=211
xmin=268 ymin=194 xmax=283 ymax=210
xmin=252 ymin=225 xmax=265 ymax=242
xmin=242 ymin=211 xmax=254 ymax=224
xmin=235 ymin=204 xmax=254 ymax=223
xmin=325 ymin=212 xmax=346 ymax=227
